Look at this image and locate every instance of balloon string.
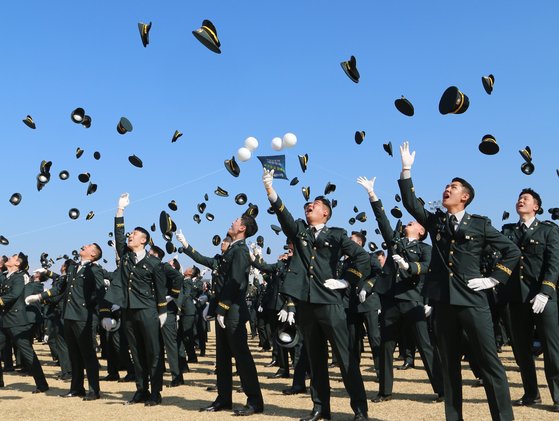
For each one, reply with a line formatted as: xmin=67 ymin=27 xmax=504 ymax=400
xmin=313 ymin=163 xmax=356 ymax=183
xmin=7 ymin=167 xmax=226 ymax=238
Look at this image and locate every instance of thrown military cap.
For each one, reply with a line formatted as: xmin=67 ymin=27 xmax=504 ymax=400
xmin=266 ymin=247 xmax=271 ymax=255
xmin=519 ymin=146 xmax=532 ymax=162
xmin=165 ymin=241 xmax=176 ymax=254
xmin=348 ymin=217 xmax=356 ymax=225
xmin=521 ymin=161 xmax=535 ymax=175
xmin=108 ymin=232 xmax=113 ymax=237
xmin=381 ymin=242 xmax=388 ymax=250
xmin=331 ymin=199 xmax=337 ymax=208
xmin=198 ymin=202 xmax=206 ymax=213
xmin=93 ymin=151 xmax=101 ymax=160
xmin=86 ymin=211 xmax=95 ymax=220
xmin=395 ymin=96 xmax=414 ymax=117
xmin=59 ymin=170 xmax=70 ymax=180
xmin=375 ymin=228 xmax=380 ymax=235
xmin=256 ymin=235 xmax=264 ymax=248
xmin=479 ymin=134 xmax=499 ymax=155
xmin=71 ymin=108 xmax=85 ymax=123
xmin=138 ymin=21 xmax=152 ymax=48
xmin=9 ymin=193 xmax=22 ymax=206
xmin=128 ymin=155 xmax=143 ymax=168
xmin=159 ymin=210 xmax=173 ymax=234
xmin=290 ymin=177 xmax=299 ymax=186
xmin=192 ymin=19 xmax=221 ymax=54
xmin=368 ymin=242 xmax=377 ymax=252
xmin=68 ymin=208 xmax=80 ymax=220
xmin=340 ymin=55 xmax=359 ymax=83
xmin=204 ymin=193 xmax=209 ymax=201
xmin=171 ymin=130 xmax=182 ymax=143
xmin=82 ymin=115 xmax=92 ymax=128
xmin=439 ymin=86 xmax=470 ymax=115
xmin=235 ymin=193 xmax=247 ymax=205
xmin=206 ymin=213 xmax=214 ymax=221
xmin=356 ymin=212 xmax=367 ymax=223
xmin=150 ymin=223 xmax=156 ymax=232
xmin=418 ymin=197 xmax=426 ymax=207
xmin=395 ymin=194 xmax=401 ymax=203
xmin=271 ymin=224 xmax=282 ymax=235
xmin=76 ymin=147 xmax=84 ymax=159
xmin=193 ymin=214 xmax=201 ymax=224
xmin=302 ymin=186 xmax=310 ymax=201
xmin=23 ymin=115 xmax=36 ymax=129
xmin=482 ymin=74 xmax=495 ymax=95
xmin=86 ymin=182 xmax=97 ymax=195
xmin=117 ymin=117 xmax=133 ymax=134
xmin=549 ymin=208 xmax=559 ymax=221
xmin=324 ymin=182 xmax=336 ymax=195
xmin=78 ymin=172 xmax=90 ymax=183
xmin=502 ymin=211 xmax=510 ymax=221
xmin=211 ymin=235 xmax=221 ymax=246
xmin=0 ymin=235 xmax=9 ymax=245
xmin=245 ymin=203 xmax=259 ymax=218
xmin=215 ymin=186 xmax=229 ymax=197
xmin=224 ymin=156 xmax=240 ymax=177
xmin=391 ymin=206 xmax=403 ymax=219
xmin=298 ymin=154 xmax=308 ymax=173
xmin=168 ymin=200 xmax=178 ymax=211
xmin=383 ymin=141 xmax=393 ymax=157
xmin=355 ymin=131 xmax=365 ymax=145
xmin=39 ymin=160 xmax=52 ymax=176
xmin=267 ymin=206 xmax=275 ymax=215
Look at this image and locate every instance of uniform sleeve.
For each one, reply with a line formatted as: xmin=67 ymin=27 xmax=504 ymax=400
xmin=541 ymin=225 xmax=559 ymax=298
xmin=251 ymin=256 xmax=277 ymax=273
xmin=271 ymin=196 xmax=299 ymax=240
xmin=40 ymin=274 xmax=68 ymax=301
xmin=285 ymin=296 xmax=297 ymax=314
xmin=182 ymin=244 xmax=216 ymax=269
xmin=91 ymin=265 xmax=107 ymax=310
xmin=0 ymin=275 xmax=24 ymax=307
xmin=371 ymin=199 xmax=395 ymax=243
xmin=114 ymin=216 xmax=128 ymax=259
xmin=340 ymin=232 xmax=370 ymax=288
xmin=485 ymin=219 xmax=521 ymax=284
xmin=164 ymin=263 xmax=183 ymax=298
xmin=153 ymin=262 xmax=168 ymax=315
xmin=398 ymin=177 xmax=432 ymax=228
xmin=408 ymin=243 xmax=432 ymax=276
xmin=216 ymin=247 xmax=249 ymax=316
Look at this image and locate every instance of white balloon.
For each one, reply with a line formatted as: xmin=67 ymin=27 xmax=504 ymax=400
xmin=244 ymin=136 xmax=259 ymax=151
xmin=237 ymin=147 xmax=252 ymax=162
xmin=271 ymin=137 xmax=283 ymax=151
xmin=282 ymin=132 xmax=297 ymax=148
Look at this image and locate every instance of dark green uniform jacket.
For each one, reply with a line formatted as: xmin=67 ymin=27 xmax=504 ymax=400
xmin=0 ymin=271 xmax=31 ymax=327
xmin=251 ymin=256 xmax=290 ymax=311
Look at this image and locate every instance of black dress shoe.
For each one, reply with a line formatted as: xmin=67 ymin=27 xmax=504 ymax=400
xmin=145 ymin=393 xmax=162 ymax=406
xmin=372 ymin=394 xmax=392 ymax=403
xmin=551 ymin=403 xmax=559 ymax=412
xmin=269 ymin=370 xmax=290 ymax=379
xmin=60 ymin=390 xmax=86 ymax=398
xmin=32 ymin=386 xmax=49 ymax=394
xmin=397 ymin=362 xmax=414 ymax=370
xmin=264 ymin=360 xmax=277 ymax=368
xmin=513 ymin=396 xmax=541 ymax=406
xmin=471 ymin=378 xmax=484 ymax=388
xmin=199 ymin=401 xmax=233 ymax=412
xmin=126 ymin=390 xmax=149 ymax=404
xmin=58 ymin=373 xmax=72 ymax=381
xmin=83 ymin=392 xmax=100 ymax=401
xmin=167 ymin=377 xmax=184 ymax=387
xmin=118 ymin=373 xmax=136 ymax=383
xmin=433 ymin=395 xmax=445 ymax=403
xmin=282 ymin=387 xmax=307 ymax=395
xmin=299 ymin=410 xmax=331 ymax=421
xmin=102 ymin=374 xmax=120 ymax=381
xmin=233 ymin=405 xmax=263 ymax=416
xmin=206 ymin=386 xmax=217 ymax=392
xmin=353 ymin=412 xmax=368 ymax=421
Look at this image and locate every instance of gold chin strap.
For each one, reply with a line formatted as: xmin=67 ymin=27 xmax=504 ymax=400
xmin=202 ymin=25 xmax=219 ymax=44
xmin=453 ymin=91 xmax=465 ymax=114
xmin=485 ymin=138 xmax=496 ymax=144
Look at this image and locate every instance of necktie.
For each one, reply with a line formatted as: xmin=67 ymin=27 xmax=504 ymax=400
xmin=520 ymin=223 xmax=527 ymax=234
xmin=310 ymin=226 xmax=318 ymax=237
xmin=449 ymin=215 xmax=458 ymax=234
xmin=131 ymin=253 xmax=137 ymax=264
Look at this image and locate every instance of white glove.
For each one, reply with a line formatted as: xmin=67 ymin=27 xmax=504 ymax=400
xmin=25 ymin=294 xmax=41 ymax=305
xmin=176 ymin=229 xmax=188 ymax=248
xmin=424 ymin=305 xmax=432 ymax=317
xmin=358 ymin=289 xmax=368 ymax=303
xmin=202 ymin=302 xmax=209 ymax=320
xmin=287 ymin=312 xmax=295 ymax=325
xmin=356 ymin=176 xmax=376 ymax=195
xmin=324 ymin=279 xmax=349 ymax=290
xmin=101 ymin=318 xmax=116 ymax=331
xmin=198 ymin=295 xmax=208 ymax=304
xmin=467 ymin=277 xmax=499 ymax=291
xmin=262 ymin=169 xmax=275 ymax=189
xmin=103 ymin=279 xmax=111 ymax=287
xmin=217 ymin=314 xmax=226 ymax=329
xmin=118 ymin=193 xmax=130 ymax=209
xmin=34 ymin=268 xmax=47 ymax=274
xmin=400 ymin=141 xmax=416 ymax=170
xmin=159 ymin=313 xmax=168 ymax=327
xmin=111 ymin=304 xmax=120 ymax=312
xmin=43 ymin=334 xmax=49 ymax=342
xmin=257 ymin=305 xmax=263 ymax=313
xmin=530 ymin=293 xmax=549 ymax=314
xmin=165 ymin=295 xmax=173 ymax=303
xmin=392 ymin=254 xmax=410 ymax=271
xmin=277 ymin=309 xmax=288 ymax=323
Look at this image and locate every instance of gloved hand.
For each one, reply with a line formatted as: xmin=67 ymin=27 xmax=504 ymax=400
xmin=400 ymin=141 xmax=416 ymax=170
xmin=111 ymin=304 xmax=120 ymax=312
xmin=25 ymin=294 xmax=41 ymax=305
xmin=43 ymin=334 xmax=49 ymax=342
xmin=424 ymin=305 xmax=432 ymax=317
xmin=103 ymin=279 xmax=111 ymax=287
xmin=159 ymin=313 xmax=168 ymax=328
xmin=101 ymin=318 xmax=116 ymax=331
xmin=358 ymin=289 xmax=368 ymax=303
xmin=257 ymin=305 xmax=263 ymax=313
xmin=118 ymin=193 xmax=130 ymax=209
xmin=287 ymin=312 xmax=295 ymax=325
xmin=324 ymin=279 xmax=349 ymax=290
xmin=356 ymin=176 xmax=376 ymax=196
xmin=165 ymin=295 xmax=173 ymax=303
xmin=392 ymin=254 xmax=410 ymax=271
xmin=530 ymin=293 xmax=549 ymax=314
xmin=277 ymin=309 xmax=288 ymax=323
xmin=176 ymin=229 xmax=188 ymax=248
xmin=34 ymin=268 xmax=47 ymax=274
xmin=263 ymin=169 xmax=275 ymax=189
xmin=217 ymin=314 xmax=226 ymax=329
xmin=467 ymin=277 xmax=499 ymax=291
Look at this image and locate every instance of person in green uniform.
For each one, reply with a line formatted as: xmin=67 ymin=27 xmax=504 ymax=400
xmin=176 ymin=214 xmax=264 ymax=416
xmin=397 ymin=141 xmax=520 ymax=421
xmin=100 ymin=193 xmax=168 ymax=406
xmin=502 ymin=188 xmax=559 ymax=412
xmin=262 ymin=169 xmax=370 ymax=421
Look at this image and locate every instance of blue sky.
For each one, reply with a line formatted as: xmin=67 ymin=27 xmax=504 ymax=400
xmin=1 ymin=1 xmax=557 ymax=271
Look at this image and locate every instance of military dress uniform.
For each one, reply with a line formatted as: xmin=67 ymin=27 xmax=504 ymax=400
xmin=368 ymin=199 xmax=443 ymax=399
xmin=399 ymin=177 xmax=521 ymax=421
xmin=101 ymin=216 xmax=167 ymax=403
xmin=183 ymin=240 xmax=264 ymax=412
xmin=178 ymin=276 xmax=198 ymax=364
xmin=502 ymin=219 xmax=559 ymax=406
xmin=0 ymin=270 xmax=49 ymax=391
xmin=270 ymin=195 xmax=369 ymax=419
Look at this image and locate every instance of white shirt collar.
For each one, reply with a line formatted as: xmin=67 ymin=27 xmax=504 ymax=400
xmin=520 ymin=216 xmax=536 ymax=228
xmin=135 ymin=249 xmax=146 ymax=262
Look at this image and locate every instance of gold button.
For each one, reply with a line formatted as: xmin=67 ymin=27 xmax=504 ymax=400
xmin=129 ymin=287 xmax=132 ymax=290
xmin=521 ymin=247 xmax=524 ymax=250
xmin=520 ymin=276 xmax=524 ymax=279
xmin=451 ymin=240 xmax=455 ymax=244
xmin=449 ymin=272 xmax=453 ymax=276
xmin=520 ymin=256 xmax=524 ymax=260
xmin=450 ymin=251 xmax=454 ymax=255
xmin=311 ymin=256 xmax=315 ymax=259
xmin=449 ymin=262 xmax=453 ymax=266
xmin=309 ymin=266 xmax=314 ymax=270
xmin=310 ymin=275 xmax=314 ymax=278
xmin=313 ymin=247 xmax=317 ymax=250
xmin=520 ymin=266 xmax=524 ymax=270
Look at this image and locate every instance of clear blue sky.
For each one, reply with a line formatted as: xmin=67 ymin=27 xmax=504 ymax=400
xmin=2 ymin=1 xmax=557 ymax=271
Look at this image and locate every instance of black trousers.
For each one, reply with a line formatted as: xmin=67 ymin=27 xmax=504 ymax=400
xmin=509 ymin=301 xmax=559 ymax=404
xmin=348 ymin=309 xmax=380 ymax=370
xmin=64 ymin=318 xmax=100 ymax=394
xmin=299 ymin=302 xmax=367 ymax=416
xmin=105 ymin=323 xmax=134 ymax=377
xmin=0 ymin=324 xmax=48 ymax=390
xmin=215 ymin=312 xmax=263 ymax=409
xmin=123 ymin=307 xmax=163 ymax=394
xmin=378 ymin=297 xmax=442 ymax=396
xmin=256 ymin=311 xmax=271 ymax=350
xmin=160 ymin=310 xmax=182 ymax=381
xmin=434 ymin=303 xmax=513 ymax=421
xmin=178 ymin=314 xmax=197 ymax=361
xmin=46 ymin=316 xmax=72 ymax=375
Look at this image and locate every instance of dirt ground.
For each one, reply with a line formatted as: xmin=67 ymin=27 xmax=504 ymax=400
xmin=0 ymin=328 xmax=557 ymax=420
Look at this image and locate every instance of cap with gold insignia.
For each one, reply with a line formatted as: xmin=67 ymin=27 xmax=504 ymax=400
xmin=244 ymin=203 xmax=259 ymax=218
xmin=521 ymin=161 xmax=534 ymax=175
xmin=86 ymin=182 xmax=97 ymax=195
xmin=502 ymin=211 xmax=510 ymax=221
xmin=298 ymin=154 xmax=308 ymax=173
xmin=71 ymin=108 xmax=85 ymax=124
xmin=395 ymin=194 xmax=401 ymax=203
xmin=324 ymin=182 xmax=336 ymax=195
xmin=348 ymin=217 xmax=356 ymax=225
xmin=165 ymin=241 xmax=176 ymax=254
xmin=59 ymin=170 xmax=70 ymax=180
xmin=68 ymin=208 xmax=80 ymax=220
xmin=519 ymin=146 xmax=532 ymax=163
xmin=204 ymin=193 xmax=209 ymax=201
xmin=159 ymin=211 xmax=173 ymax=236
xmin=235 ymin=193 xmax=247 ymax=205
xmin=193 ymin=214 xmax=201 ymax=224
xmin=395 ymin=96 xmax=414 ymax=116
xmin=549 ymin=208 xmax=559 ymax=221
xmin=9 ymin=193 xmax=22 ymax=206
xmin=479 ymin=134 xmax=499 ymax=155
xmin=76 ymin=147 xmax=84 ymax=159
xmin=340 ymin=55 xmax=359 ymax=83
xmin=368 ymin=242 xmax=377 ymax=252
xmin=192 ymin=19 xmax=221 ymax=54
xmin=86 ymin=211 xmax=95 ymax=220
xmin=212 ymin=235 xmax=221 ymax=246
xmin=0 ymin=235 xmax=8 ymax=245
xmin=198 ymin=202 xmax=206 ymax=213
xmin=23 ymin=115 xmax=36 ymax=129
xmin=128 ymin=155 xmax=143 ymax=168
xmin=171 ymin=130 xmax=182 ymax=143
xmin=138 ymin=22 xmax=152 ymax=48
xmin=356 ymin=212 xmax=367 ymax=223
xmin=78 ymin=172 xmax=90 ymax=183
xmin=117 ymin=117 xmax=133 ymax=134
xmin=302 ymin=186 xmax=310 ymax=201
xmin=391 ymin=206 xmax=403 ymax=219
xmin=224 ymin=156 xmax=240 ymax=177
xmin=290 ymin=177 xmax=299 ymax=186
xmin=271 ymin=224 xmax=282 ymax=235
xmin=353 ymin=206 xmax=359 ymax=213
xmin=168 ymin=200 xmax=178 ymax=211
xmin=355 ymin=130 xmax=365 ymax=145
xmin=383 ymin=141 xmax=393 ymax=157
xmin=215 ymin=186 xmax=229 ymax=197
xmin=206 ymin=213 xmax=215 ymax=222
xmin=482 ymin=74 xmax=494 ymax=95
xmin=93 ymin=151 xmax=101 ymax=160
xmin=82 ymin=115 xmax=92 ymax=128
xmin=439 ymin=86 xmax=470 ymax=115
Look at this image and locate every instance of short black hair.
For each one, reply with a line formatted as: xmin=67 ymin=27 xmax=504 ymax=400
xmin=519 ymin=188 xmax=542 ymax=210
xmin=150 ymin=245 xmax=165 ymax=260
xmin=452 ymin=177 xmax=475 ymax=207
xmin=170 ymin=258 xmax=181 ymax=271
xmin=17 ymin=252 xmax=29 ymax=271
xmin=192 ymin=265 xmax=201 ymax=278
xmin=351 ymin=231 xmax=366 ymax=246
xmin=314 ymin=196 xmax=332 ymax=220
xmin=92 ymin=243 xmax=103 ymax=261
xmin=374 ymin=250 xmax=385 ymax=257
xmin=240 ymin=214 xmax=258 ymax=238
xmin=134 ymin=226 xmax=151 ymax=246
